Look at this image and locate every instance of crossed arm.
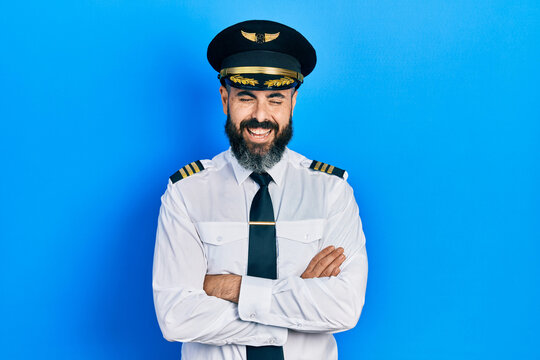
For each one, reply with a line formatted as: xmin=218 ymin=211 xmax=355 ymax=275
xmin=203 ymin=245 xmax=347 ymax=303
xmin=153 ymin=180 xmax=367 ymax=346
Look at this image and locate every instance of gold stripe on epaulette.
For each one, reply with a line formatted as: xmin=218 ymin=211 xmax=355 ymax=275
xmin=170 ymin=160 xmax=206 ymax=184
xmin=309 ymin=159 xmax=345 ymax=178
xmin=320 ymin=163 xmax=328 ymax=172
xmin=185 ymin=164 xmax=194 ymax=176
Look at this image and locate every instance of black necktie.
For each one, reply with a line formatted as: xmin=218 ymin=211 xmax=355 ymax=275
xmin=246 ymin=172 xmax=284 ymax=360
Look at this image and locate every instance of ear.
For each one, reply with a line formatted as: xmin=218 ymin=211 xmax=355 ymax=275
xmin=219 ymin=85 xmax=228 ymax=115
xmin=291 ymin=89 xmax=298 ymax=116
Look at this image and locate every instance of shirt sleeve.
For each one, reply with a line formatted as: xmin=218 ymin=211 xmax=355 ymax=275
xmin=152 ymin=180 xmax=288 ymax=346
xmin=237 ymin=179 xmax=368 ymax=333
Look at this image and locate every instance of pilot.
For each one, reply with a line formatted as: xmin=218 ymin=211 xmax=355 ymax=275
xmin=153 ymin=19 xmax=368 ymax=360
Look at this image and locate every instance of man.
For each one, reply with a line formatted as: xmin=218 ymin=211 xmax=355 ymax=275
xmin=153 ymin=20 xmax=368 ymax=360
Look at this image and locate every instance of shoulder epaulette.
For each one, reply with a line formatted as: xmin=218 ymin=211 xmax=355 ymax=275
xmin=309 ymin=160 xmax=345 ymax=178
xmin=170 ymin=160 xmax=205 ymax=184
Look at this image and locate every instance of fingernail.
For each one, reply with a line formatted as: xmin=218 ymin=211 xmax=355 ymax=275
xmin=340 ymin=254 xmax=346 ymax=259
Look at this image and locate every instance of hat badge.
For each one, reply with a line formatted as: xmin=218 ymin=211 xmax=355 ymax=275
xmin=241 ymin=30 xmax=280 ymax=44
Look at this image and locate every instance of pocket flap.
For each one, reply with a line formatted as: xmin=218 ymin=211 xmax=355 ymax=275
xmin=195 ymin=222 xmax=249 ymax=245
xmin=276 ymin=219 xmax=325 ymax=243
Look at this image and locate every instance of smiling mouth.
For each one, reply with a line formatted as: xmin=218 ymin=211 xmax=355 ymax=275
xmin=246 ymin=127 xmax=272 ymax=140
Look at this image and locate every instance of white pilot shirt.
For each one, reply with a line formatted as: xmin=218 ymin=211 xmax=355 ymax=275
xmin=152 ymin=147 xmax=368 ymax=360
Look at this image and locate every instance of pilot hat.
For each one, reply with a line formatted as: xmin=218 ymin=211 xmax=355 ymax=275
xmin=207 ymin=20 xmax=317 ymax=90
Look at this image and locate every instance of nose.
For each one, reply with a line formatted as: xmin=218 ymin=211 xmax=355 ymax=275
xmin=251 ymin=99 xmax=271 ymax=123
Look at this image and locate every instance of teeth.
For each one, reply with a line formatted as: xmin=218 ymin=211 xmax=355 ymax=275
xmin=248 ymin=128 xmax=271 ymax=136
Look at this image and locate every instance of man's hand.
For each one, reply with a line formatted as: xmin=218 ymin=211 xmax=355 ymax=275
xmin=204 ymin=246 xmax=345 ymax=302
xmin=301 ymin=246 xmax=346 ymax=279
xmin=203 ymin=274 xmax=242 ymax=303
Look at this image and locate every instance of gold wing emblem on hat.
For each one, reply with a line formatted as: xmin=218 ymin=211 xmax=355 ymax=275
xmin=264 ymin=32 xmax=280 ymax=42
xmin=241 ymin=30 xmax=280 ymax=44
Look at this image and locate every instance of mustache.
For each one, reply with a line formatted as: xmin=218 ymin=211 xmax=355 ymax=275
xmin=239 ymin=118 xmax=279 ymax=131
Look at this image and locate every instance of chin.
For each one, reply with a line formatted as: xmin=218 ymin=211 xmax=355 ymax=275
xmin=246 ymin=142 xmax=272 ymax=156
xmin=244 ymin=136 xmax=275 ymax=155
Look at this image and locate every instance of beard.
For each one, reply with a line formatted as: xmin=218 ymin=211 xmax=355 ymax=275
xmin=225 ymin=114 xmax=293 ymax=173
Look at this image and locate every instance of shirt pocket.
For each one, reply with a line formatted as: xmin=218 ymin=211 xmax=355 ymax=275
xmin=195 ymin=222 xmax=249 ymax=275
xmin=276 ymin=219 xmax=325 ymax=277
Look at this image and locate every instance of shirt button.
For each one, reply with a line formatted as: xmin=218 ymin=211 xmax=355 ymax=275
xmin=296 ymin=323 xmax=302 ymax=327
xmin=250 ymin=313 xmax=256 ymax=319
xmin=269 ymin=338 xmax=276 ymax=344
xmin=216 ymin=236 xmax=223 ymax=242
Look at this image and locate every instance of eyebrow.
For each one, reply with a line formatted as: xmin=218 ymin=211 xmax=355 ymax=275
xmin=236 ymin=91 xmax=256 ymax=98
xmin=267 ymin=93 xmax=286 ymax=99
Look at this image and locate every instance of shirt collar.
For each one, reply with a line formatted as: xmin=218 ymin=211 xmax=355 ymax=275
xmin=228 ymin=147 xmax=289 ymax=187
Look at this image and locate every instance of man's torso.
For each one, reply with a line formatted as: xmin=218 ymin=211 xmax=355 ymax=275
xmin=173 ymin=147 xmax=346 ymax=360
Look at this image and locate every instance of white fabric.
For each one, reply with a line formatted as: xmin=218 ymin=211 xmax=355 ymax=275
xmin=152 ymin=147 xmax=368 ymax=360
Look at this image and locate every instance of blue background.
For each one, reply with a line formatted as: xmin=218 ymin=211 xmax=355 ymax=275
xmin=1 ymin=1 xmax=539 ymax=359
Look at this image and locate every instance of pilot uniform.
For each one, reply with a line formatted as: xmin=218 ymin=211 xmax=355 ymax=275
xmin=152 ymin=20 xmax=368 ymax=360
